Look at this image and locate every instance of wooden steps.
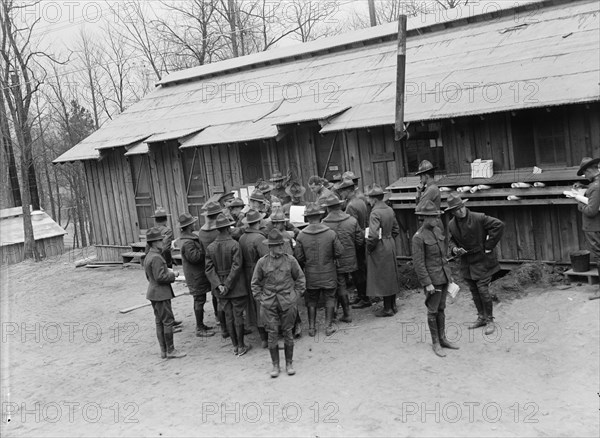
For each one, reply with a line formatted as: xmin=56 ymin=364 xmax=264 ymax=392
xmin=121 ymin=251 xmax=146 ymax=264
xmin=564 ymin=269 xmax=599 ymax=285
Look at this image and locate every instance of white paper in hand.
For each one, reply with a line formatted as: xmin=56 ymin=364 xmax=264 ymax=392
xmin=289 ymin=205 xmax=307 ymax=225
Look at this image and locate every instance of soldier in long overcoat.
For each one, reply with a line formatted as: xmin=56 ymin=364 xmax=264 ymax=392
xmin=205 ymin=213 xmax=251 ymax=356
xmin=178 ymin=212 xmax=215 ymax=338
xmin=238 ymin=210 xmax=269 ymax=346
xmin=322 ymin=193 xmax=364 ymax=323
xmin=446 ymin=192 xmax=504 ymax=335
xmin=294 ymin=203 xmax=343 ymax=337
xmin=252 ymin=229 xmax=306 ymax=378
xmin=365 ymin=183 xmax=401 ymax=317
xmin=144 ymin=227 xmax=186 ymax=359
xmin=575 ymin=157 xmax=600 ymax=300
xmin=412 ymin=200 xmax=459 ymax=357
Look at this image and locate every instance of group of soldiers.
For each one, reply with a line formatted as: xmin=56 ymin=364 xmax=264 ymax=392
xmin=143 ymin=156 xmax=600 ymax=376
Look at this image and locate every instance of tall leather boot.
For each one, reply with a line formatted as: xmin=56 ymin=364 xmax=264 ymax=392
xmin=468 ymin=289 xmax=486 ymax=329
xmin=219 ymin=310 xmax=230 ymax=339
xmin=484 ymin=301 xmax=495 ymax=335
xmin=269 ymin=348 xmax=280 ymax=378
xmin=437 ymin=311 xmax=459 ymax=349
xmin=164 ymin=327 xmax=187 ymax=359
xmin=284 ymin=344 xmax=295 ymax=376
xmin=427 ymin=315 xmax=446 ymax=357
xmin=325 ymin=305 xmax=337 ymax=337
xmin=591 ymin=267 xmax=600 ymax=300
xmin=237 ymin=323 xmax=251 ymax=356
xmin=156 ymin=325 xmax=167 ymax=359
xmin=195 ymin=303 xmax=215 ymax=337
xmin=307 ymin=306 xmax=317 ymax=337
xmin=258 ymin=327 xmax=268 ymax=348
xmin=339 ymin=296 xmax=352 ymax=323
xmin=293 ymin=313 xmax=302 ymax=338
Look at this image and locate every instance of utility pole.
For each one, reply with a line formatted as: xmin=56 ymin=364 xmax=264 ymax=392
xmin=394 ymin=15 xmax=407 ymax=141
xmin=368 ymin=0 xmax=377 ymax=26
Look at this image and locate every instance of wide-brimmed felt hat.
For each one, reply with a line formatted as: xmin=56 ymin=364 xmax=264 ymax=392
xmin=218 ymin=191 xmax=236 ymax=202
xmin=178 ymin=212 xmax=198 ymax=228
xmin=330 ymin=173 xmax=342 ymax=183
xmin=577 ymin=157 xmax=600 ymax=176
xmin=342 ymin=171 xmax=360 ymax=181
xmin=242 ymin=209 xmax=265 ymax=225
xmin=262 ymin=228 xmax=285 ymax=246
xmin=151 ymin=207 xmax=170 ymax=218
xmin=366 ymin=183 xmax=388 ymax=197
xmin=444 ymin=192 xmax=468 ymax=212
xmin=206 ymin=213 xmax=235 ymax=230
xmin=415 ymin=200 xmax=442 ymax=216
xmin=257 ymin=181 xmax=274 ymax=194
xmin=249 ymin=190 xmax=266 ymax=203
xmin=304 ymin=202 xmax=325 ymax=217
xmin=270 ymin=208 xmax=286 ymax=222
xmin=146 ymin=227 xmax=163 ymax=242
xmin=269 ymin=171 xmax=285 ymax=182
xmin=229 ymin=198 xmax=245 ymax=208
xmin=415 ymin=160 xmax=437 ymax=176
xmin=336 ymin=177 xmax=355 ymax=190
xmin=321 ymin=193 xmax=343 ymax=207
xmin=202 ymin=200 xmax=223 ymax=216
xmin=285 ymin=182 xmax=306 ymax=197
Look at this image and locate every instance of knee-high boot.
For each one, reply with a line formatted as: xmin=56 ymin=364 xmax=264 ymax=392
xmin=484 ymin=300 xmax=495 ymax=335
xmin=307 ymin=306 xmax=317 ymax=337
xmin=284 ymin=344 xmax=295 ymax=376
xmin=437 ymin=311 xmax=459 ymax=349
xmin=325 ymin=305 xmax=336 ymax=337
xmin=269 ymin=348 xmax=280 ymax=378
xmin=156 ymin=324 xmax=167 ymax=359
xmin=427 ymin=315 xmax=446 ymax=357
xmin=339 ymin=296 xmax=352 ymax=323
xmin=164 ymin=326 xmax=186 ymax=359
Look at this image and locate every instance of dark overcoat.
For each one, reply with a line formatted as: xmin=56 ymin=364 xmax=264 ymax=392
xmin=322 ymin=210 xmax=364 ymax=273
xmin=448 ymin=209 xmax=504 ymax=280
xmin=366 ymin=200 xmax=400 ymax=297
xmin=179 ymin=231 xmax=211 ymax=294
xmin=251 ymin=253 xmax=306 ymax=311
xmin=580 ymin=175 xmax=600 ymax=231
xmin=205 ymin=235 xmax=247 ymax=299
xmin=294 ymin=224 xmax=343 ymax=289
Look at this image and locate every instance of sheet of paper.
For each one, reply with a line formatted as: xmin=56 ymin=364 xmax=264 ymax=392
xmin=289 ymin=206 xmax=306 ymax=225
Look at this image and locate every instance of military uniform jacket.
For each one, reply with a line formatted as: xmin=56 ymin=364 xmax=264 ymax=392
xmin=412 ymin=225 xmax=452 ymax=288
xmin=345 ymin=191 xmax=368 ymax=229
xmin=205 ymin=235 xmax=247 ymax=299
xmin=239 ymin=229 xmax=268 ymax=275
xmin=294 ymin=224 xmax=343 ymax=289
xmin=197 ymin=226 xmax=219 ymax=252
xmin=272 ymin=186 xmax=291 ymax=206
xmin=448 ymin=209 xmax=504 ymax=280
xmin=322 ymin=210 xmax=364 ymax=273
xmin=580 ymin=175 xmax=600 ymax=231
xmin=416 ymin=182 xmax=441 ymax=210
xmin=144 ymin=248 xmax=176 ymax=301
xmin=251 ymin=253 xmax=306 ymax=310
xmin=179 ymin=231 xmax=211 ymax=294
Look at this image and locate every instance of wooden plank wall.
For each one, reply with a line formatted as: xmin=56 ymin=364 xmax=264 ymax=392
xmin=0 ymin=236 xmax=64 ymax=265
xmin=395 ymin=204 xmax=586 ymax=263
xmin=84 ymin=150 xmax=138 ymax=247
xmin=201 ymin=143 xmax=244 ymax=194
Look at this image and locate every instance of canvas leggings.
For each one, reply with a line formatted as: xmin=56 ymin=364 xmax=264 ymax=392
xmin=465 ymin=276 xmax=493 ymax=319
xmin=585 ymin=231 xmax=600 ymax=290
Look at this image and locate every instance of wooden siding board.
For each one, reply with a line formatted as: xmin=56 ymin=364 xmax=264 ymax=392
xmin=121 ymin=156 xmax=139 ymax=240
xmin=108 ymin=152 xmax=126 ymax=244
xmin=84 ymin=161 xmax=102 ymax=245
xmin=357 ymin=128 xmax=373 ymax=188
xmin=588 ymin=106 xmax=600 ymax=156
xmin=97 ymin=158 xmax=115 ymax=245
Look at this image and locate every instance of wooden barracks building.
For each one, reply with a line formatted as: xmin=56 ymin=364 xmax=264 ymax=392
xmin=54 ymin=0 xmax=600 ymax=263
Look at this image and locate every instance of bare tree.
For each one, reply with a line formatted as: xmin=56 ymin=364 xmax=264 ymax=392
xmin=75 ymin=28 xmax=101 ymax=129
xmin=106 ymin=0 xmax=168 ymax=81
xmin=0 ymin=87 xmax=21 ymax=206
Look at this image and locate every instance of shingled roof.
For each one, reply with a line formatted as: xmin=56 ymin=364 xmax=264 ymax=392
xmin=54 ymin=0 xmax=600 ymax=163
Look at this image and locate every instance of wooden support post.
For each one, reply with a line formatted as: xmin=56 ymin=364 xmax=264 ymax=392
xmin=395 ymin=15 xmax=407 ymax=142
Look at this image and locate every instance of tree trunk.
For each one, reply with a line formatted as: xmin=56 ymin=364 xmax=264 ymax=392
xmin=18 ymin=142 xmax=40 ymax=261
xmin=0 ymin=91 xmax=22 ymax=206
xmin=75 ymin=168 xmax=88 ymax=247
xmin=53 ymin=164 xmax=61 ymax=224
xmin=228 ymin=0 xmax=239 ymax=57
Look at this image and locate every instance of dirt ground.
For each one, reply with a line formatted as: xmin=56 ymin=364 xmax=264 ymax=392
xmin=1 ymin=248 xmax=599 ymax=437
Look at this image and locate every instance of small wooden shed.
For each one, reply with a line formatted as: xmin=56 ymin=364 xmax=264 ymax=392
xmin=0 ymin=207 xmax=67 ymax=265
